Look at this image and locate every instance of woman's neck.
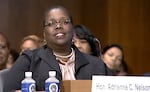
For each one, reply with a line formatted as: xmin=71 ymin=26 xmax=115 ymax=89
xmin=53 ymin=48 xmax=74 ymax=62
xmin=53 ymin=47 xmax=72 ymax=57
xmin=48 ymin=43 xmax=72 ymax=56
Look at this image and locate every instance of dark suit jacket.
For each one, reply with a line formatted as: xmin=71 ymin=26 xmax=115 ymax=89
xmin=3 ymin=45 xmax=113 ymax=91
xmin=0 ymin=69 xmax=9 ymax=92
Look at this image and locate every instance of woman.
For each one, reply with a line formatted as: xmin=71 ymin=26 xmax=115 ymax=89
xmin=20 ymin=35 xmax=43 ymax=53
xmin=73 ymin=25 xmax=101 ymax=57
xmin=0 ymin=32 xmax=10 ymax=70
xmin=101 ymin=44 xmax=128 ymax=76
xmin=3 ymin=5 xmax=113 ymax=91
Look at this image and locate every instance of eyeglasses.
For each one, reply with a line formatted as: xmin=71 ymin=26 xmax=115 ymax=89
xmin=44 ymin=18 xmax=71 ymax=27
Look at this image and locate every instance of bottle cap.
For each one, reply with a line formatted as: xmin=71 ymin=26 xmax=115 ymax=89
xmin=49 ymin=71 xmax=56 ymax=77
xmin=25 ymin=72 xmax=32 ymax=77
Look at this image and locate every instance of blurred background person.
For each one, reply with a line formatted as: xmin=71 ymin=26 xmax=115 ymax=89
xmin=20 ymin=35 xmax=44 ymax=54
xmin=101 ymin=44 xmax=129 ymax=76
xmin=0 ymin=32 xmax=10 ymax=70
xmin=72 ymin=25 xmax=101 ymax=57
xmin=6 ymin=49 xmax=19 ymax=68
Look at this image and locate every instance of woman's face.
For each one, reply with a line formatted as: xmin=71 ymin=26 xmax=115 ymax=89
xmin=0 ymin=35 xmax=9 ymax=66
xmin=102 ymin=47 xmax=123 ymax=70
xmin=21 ymin=40 xmax=38 ymax=52
xmin=44 ymin=8 xmax=73 ymax=48
xmin=73 ymin=35 xmax=91 ymax=55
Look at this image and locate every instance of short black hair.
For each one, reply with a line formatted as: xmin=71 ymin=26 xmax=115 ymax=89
xmin=43 ymin=5 xmax=73 ymax=28
xmin=102 ymin=44 xmax=123 ymax=54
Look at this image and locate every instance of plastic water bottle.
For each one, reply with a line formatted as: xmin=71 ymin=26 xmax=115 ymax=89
xmin=45 ymin=71 xmax=60 ymax=92
xmin=21 ymin=72 xmax=36 ymax=92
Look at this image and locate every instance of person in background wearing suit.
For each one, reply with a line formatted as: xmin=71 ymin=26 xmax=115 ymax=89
xmin=3 ymin=5 xmax=113 ymax=91
xmin=0 ymin=32 xmax=10 ymax=92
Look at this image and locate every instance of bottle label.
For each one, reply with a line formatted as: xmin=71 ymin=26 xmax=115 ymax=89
xmin=22 ymin=83 xmax=36 ymax=92
xmin=45 ymin=82 xmax=60 ymax=92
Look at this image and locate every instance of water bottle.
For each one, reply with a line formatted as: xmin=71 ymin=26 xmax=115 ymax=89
xmin=21 ymin=72 xmax=36 ymax=92
xmin=45 ymin=71 xmax=60 ymax=92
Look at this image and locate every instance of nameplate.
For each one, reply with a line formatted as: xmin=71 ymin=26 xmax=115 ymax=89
xmin=92 ymin=76 xmax=150 ymax=92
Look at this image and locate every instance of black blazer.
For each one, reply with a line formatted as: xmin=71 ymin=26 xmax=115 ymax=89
xmin=0 ymin=69 xmax=9 ymax=92
xmin=3 ymin=45 xmax=113 ymax=91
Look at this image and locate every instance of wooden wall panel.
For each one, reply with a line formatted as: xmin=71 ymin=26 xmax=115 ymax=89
xmin=77 ymin=0 xmax=150 ymax=74
xmin=0 ymin=0 xmax=9 ymax=38
xmin=107 ymin=0 xmax=150 ymax=74
xmin=79 ymin=0 xmax=108 ymax=47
